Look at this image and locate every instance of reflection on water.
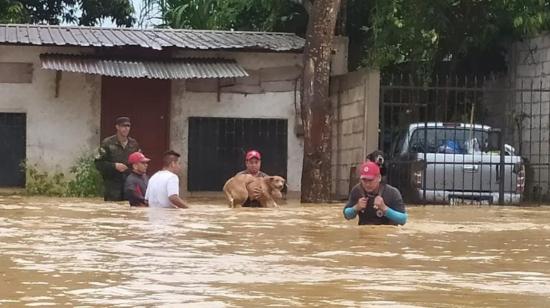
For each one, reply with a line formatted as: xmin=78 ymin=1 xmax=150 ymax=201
xmin=1 ymin=196 xmax=550 ymax=307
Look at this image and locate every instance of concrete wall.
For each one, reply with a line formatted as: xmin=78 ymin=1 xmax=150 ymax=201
xmin=0 ymin=45 xmax=100 ymax=175
xmin=1 ymin=44 xmax=364 ymax=197
xmin=507 ymin=34 xmax=550 ymax=198
xmin=170 ymin=50 xmax=304 ymax=193
xmin=0 ymin=45 xmax=303 ymax=194
xmin=330 ymin=68 xmax=380 ymax=199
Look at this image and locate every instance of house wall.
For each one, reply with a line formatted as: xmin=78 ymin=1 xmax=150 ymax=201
xmin=0 ymin=45 xmax=304 ymax=194
xmin=170 ymin=51 xmax=304 ymax=193
xmin=330 ymin=68 xmax=380 ymax=199
xmin=0 ymin=43 xmax=361 ymax=198
xmin=0 ymin=45 xmax=100 ymax=175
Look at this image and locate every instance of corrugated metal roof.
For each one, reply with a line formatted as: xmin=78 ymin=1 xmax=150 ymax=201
xmin=0 ymin=24 xmax=304 ymax=51
xmin=40 ymin=54 xmax=249 ymax=79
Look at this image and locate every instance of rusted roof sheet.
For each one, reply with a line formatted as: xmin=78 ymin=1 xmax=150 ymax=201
xmin=40 ymin=54 xmax=249 ymax=79
xmin=1 ymin=24 xmax=304 ymax=51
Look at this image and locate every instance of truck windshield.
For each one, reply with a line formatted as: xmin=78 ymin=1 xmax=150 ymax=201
xmin=409 ymin=127 xmax=489 ymax=154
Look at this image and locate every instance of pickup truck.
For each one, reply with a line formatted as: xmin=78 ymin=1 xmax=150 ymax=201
xmin=387 ymin=122 xmax=525 ymax=204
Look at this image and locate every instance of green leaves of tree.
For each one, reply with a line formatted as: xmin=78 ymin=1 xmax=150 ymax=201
xmin=0 ymin=0 xmax=135 ymax=26
xmin=154 ymin=0 xmax=307 ymax=32
xmin=359 ymin=0 xmax=550 ymax=72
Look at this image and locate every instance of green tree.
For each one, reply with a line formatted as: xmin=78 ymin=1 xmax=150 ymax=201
xmin=148 ymin=0 xmax=550 ymax=74
xmin=349 ymin=0 xmax=550 ymax=74
xmin=0 ymin=0 xmax=25 ymax=23
xmin=152 ymin=0 xmax=307 ymax=32
xmin=1 ymin=0 xmax=135 ymax=26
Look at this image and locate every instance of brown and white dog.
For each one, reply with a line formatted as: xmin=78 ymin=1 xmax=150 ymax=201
xmin=223 ymin=174 xmax=286 ymax=208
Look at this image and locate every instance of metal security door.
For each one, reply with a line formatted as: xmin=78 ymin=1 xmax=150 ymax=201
xmin=0 ymin=113 xmax=26 ymax=187
xmin=188 ymin=117 xmax=288 ymax=191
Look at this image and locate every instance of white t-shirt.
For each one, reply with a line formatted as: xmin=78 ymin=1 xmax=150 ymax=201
xmin=145 ymin=170 xmax=180 ymax=208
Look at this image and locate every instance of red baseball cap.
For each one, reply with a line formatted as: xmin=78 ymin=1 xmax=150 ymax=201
xmin=245 ymin=150 xmax=261 ymax=161
xmin=360 ymin=161 xmax=380 ymax=180
xmin=128 ymin=152 xmax=151 ymax=164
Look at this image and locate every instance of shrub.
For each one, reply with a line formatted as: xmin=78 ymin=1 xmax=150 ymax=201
xmin=66 ymin=154 xmax=104 ymax=197
xmin=21 ymin=154 xmax=103 ymax=197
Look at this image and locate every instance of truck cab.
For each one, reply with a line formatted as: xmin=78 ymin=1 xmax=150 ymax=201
xmin=388 ymin=122 xmax=525 ymax=204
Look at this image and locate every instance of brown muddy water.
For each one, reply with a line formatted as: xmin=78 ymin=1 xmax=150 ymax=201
xmin=1 ymin=196 xmax=549 ymax=307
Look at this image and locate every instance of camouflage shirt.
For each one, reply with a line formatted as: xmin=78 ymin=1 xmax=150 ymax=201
xmin=94 ymin=135 xmax=140 ymax=183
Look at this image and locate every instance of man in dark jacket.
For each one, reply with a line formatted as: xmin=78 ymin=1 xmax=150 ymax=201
xmin=343 ymin=161 xmax=408 ymax=225
xmin=95 ymin=117 xmax=140 ymax=201
xmin=124 ymin=152 xmax=150 ymax=207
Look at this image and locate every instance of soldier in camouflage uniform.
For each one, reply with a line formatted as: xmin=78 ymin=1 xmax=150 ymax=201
xmin=95 ymin=117 xmax=140 ymax=201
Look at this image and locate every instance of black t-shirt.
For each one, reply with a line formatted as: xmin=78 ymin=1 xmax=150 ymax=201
xmin=344 ymin=183 xmax=406 ymax=225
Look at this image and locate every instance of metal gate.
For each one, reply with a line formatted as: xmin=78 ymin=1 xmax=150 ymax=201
xmin=380 ymin=75 xmax=550 ymax=204
xmin=187 ymin=117 xmax=288 ymax=191
xmin=0 ymin=113 xmax=26 ymax=187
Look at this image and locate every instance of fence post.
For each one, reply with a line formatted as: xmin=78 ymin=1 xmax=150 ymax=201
xmin=498 ymin=129 xmax=505 ymax=204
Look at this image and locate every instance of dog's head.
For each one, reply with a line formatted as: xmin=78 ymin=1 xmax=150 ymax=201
xmin=266 ymin=176 xmax=286 ymax=191
xmin=366 ymin=150 xmax=385 ymax=166
xmin=366 ymin=150 xmax=386 ymax=176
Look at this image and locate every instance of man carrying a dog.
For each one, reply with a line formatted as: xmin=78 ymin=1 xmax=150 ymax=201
xmin=343 ymin=161 xmax=408 ymax=225
xmin=236 ymin=150 xmax=268 ymax=207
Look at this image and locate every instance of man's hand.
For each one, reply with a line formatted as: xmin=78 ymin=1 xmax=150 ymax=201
xmin=354 ymin=197 xmax=368 ymax=212
xmin=169 ymin=195 xmax=188 ymax=209
xmin=115 ymin=163 xmax=128 ymax=173
xmin=373 ymin=196 xmax=388 ymax=213
xmin=251 ymin=186 xmax=262 ymax=199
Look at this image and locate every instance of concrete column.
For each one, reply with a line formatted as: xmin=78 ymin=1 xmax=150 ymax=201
xmin=362 ymin=70 xmax=381 ymax=158
xmin=169 ymin=79 xmax=187 ymax=192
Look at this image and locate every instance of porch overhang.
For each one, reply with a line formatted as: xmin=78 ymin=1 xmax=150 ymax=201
xmin=39 ymin=54 xmax=249 ymax=79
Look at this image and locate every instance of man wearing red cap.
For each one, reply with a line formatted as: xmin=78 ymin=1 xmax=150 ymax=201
xmin=343 ymin=161 xmax=408 ymax=225
xmin=236 ymin=150 xmax=268 ymax=207
xmin=124 ymin=152 xmax=150 ymax=207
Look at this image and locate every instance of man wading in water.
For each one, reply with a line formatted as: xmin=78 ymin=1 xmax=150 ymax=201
xmin=95 ymin=117 xmax=140 ymax=201
xmin=343 ymin=161 xmax=408 ymax=225
xmin=236 ymin=150 xmax=268 ymax=207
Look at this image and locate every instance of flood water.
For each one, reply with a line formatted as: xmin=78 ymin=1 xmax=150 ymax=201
xmin=1 ymin=196 xmax=549 ymax=307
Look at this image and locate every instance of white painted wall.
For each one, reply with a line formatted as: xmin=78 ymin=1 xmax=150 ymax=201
xmin=0 ymin=46 xmax=100 ymax=176
xmin=170 ymin=51 xmax=304 ymax=193
xmin=0 ymin=45 xmax=303 ymax=193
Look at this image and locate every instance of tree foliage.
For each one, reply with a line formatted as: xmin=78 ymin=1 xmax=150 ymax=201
xmin=0 ymin=0 xmax=135 ymax=26
xmin=349 ymin=0 xmax=550 ymax=73
xmin=152 ymin=0 xmax=307 ymax=32
xmin=149 ymin=0 xmax=550 ymax=73
xmin=0 ymin=0 xmax=25 ymax=23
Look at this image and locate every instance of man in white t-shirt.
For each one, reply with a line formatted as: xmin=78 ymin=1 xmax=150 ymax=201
xmin=145 ymin=150 xmax=188 ymax=208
